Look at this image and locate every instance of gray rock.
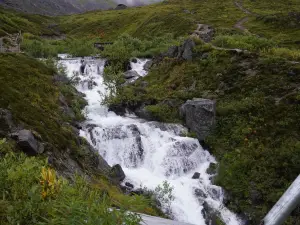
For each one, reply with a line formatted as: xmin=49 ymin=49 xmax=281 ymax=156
xmin=53 ymin=74 xmax=70 ymax=84
xmin=110 ymin=164 xmax=126 ymax=182
xmin=194 ymin=188 xmax=208 ymax=198
xmin=164 ymin=46 xmax=179 ymax=58
xmin=125 ymin=182 xmax=134 ymax=189
xmin=131 ymin=58 xmax=138 ymax=63
xmin=181 ymin=39 xmax=196 ymax=60
xmin=134 ymin=105 xmax=155 ymax=121
xmin=0 ymin=109 xmax=14 ymax=137
xmin=123 ymin=70 xmax=140 ymax=79
xmin=180 ymin=98 xmax=216 ymax=141
xmin=192 ymin=172 xmax=200 ymax=179
xmin=13 ymin=130 xmax=44 ymax=156
xmin=143 ymin=60 xmax=153 ymax=71
xmin=202 ymin=201 xmax=222 ymax=225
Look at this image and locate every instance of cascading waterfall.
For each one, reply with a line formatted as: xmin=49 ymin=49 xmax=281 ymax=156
xmin=59 ymin=56 xmax=243 ymax=225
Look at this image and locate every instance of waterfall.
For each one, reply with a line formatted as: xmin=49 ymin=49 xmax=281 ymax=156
xmin=59 ymin=57 xmax=243 ymax=225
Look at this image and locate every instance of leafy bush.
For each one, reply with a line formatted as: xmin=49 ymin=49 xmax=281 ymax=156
xmin=0 ymin=152 xmax=142 ymax=225
xmin=212 ymin=34 xmax=277 ymax=51
xmin=154 ymin=181 xmax=175 ymax=216
xmin=261 ymin=47 xmax=300 ymax=61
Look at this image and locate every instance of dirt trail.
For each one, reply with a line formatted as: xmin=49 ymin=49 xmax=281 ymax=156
xmin=233 ymin=0 xmax=255 ymax=31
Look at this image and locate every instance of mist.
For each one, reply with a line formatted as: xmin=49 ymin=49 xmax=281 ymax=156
xmin=114 ymin=0 xmax=163 ymax=6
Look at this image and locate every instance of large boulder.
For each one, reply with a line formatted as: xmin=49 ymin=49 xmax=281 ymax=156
xmin=12 ymin=130 xmax=44 ymax=156
xmin=0 ymin=109 xmax=15 ymax=137
xmin=110 ymin=164 xmax=126 ymax=182
xmin=180 ymin=98 xmax=216 ymax=141
xmin=178 ymin=39 xmax=196 ymax=60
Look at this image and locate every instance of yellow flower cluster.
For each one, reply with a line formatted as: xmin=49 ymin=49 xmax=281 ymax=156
xmin=40 ymin=167 xmax=61 ymax=199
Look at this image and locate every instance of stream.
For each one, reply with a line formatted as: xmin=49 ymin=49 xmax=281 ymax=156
xmin=59 ymin=56 xmax=242 ymax=225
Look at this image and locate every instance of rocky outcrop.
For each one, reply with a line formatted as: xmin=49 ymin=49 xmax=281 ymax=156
xmin=191 ymin=24 xmax=215 ymax=43
xmin=180 ymin=98 xmax=216 ymax=141
xmin=202 ymin=201 xmax=224 ymax=225
xmin=11 ymin=130 xmax=44 ymax=156
xmin=110 ymin=164 xmax=126 ymax=181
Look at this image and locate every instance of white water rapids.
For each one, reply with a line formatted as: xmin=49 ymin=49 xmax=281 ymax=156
xmin=59 ymin=57 xmax=242 ymax=225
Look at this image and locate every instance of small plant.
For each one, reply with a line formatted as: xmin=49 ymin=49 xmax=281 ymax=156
xmin=40 ymin=167 xmax=62 ymax=199
xmin=154 ymin=181 xmax=175 ymax=216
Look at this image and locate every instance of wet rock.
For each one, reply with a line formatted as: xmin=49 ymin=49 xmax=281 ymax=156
xmin=110 ymin=164 xmax=126 ymax=182
xmin=125 ymin=182 xmax=134 ymax=189
xmin=194 ymin=188 xmax=207 ymax=198
xmin=12 ymin=129 xmax=44 ymax=156
xmin=202 ymin=201 xmax=223 ymax=225
xmin=134 ymin=105 xmax=155 ymax=121
xmin=108 ymin=103 xmax=126 ymax=116
xmin=143 ymin=60 xmax=153 ymax=71
xmin=131 ymin=58 xmax=138 ymax=63
xmin=123 ymin=70 xmax=140 ymax=79
xmin=206 ymin=162 xmax=218 ymax=175
xmin=0 ymin=108 xmax=15 ymax=137
xmin=192 ymin=172 xmax=200 ymax=179
xmin=180 ymin=98 xmax=216 ymax=141
xmin=130 ymin=188 xmax=144 ymax=196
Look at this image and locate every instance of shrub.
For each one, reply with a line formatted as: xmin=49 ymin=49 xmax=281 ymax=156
xmin=261 ymin=47 xmax=300 ymax=61
xmin=212 ymin=34 xmax=277 ymax=51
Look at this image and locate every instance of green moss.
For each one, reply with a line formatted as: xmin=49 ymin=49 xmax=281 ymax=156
xmin=145 ymin=104 xmax=181 ymax=123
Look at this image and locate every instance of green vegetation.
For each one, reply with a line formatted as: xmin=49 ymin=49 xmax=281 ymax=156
xmin=0 ymin=145 xmax=151 ymax=224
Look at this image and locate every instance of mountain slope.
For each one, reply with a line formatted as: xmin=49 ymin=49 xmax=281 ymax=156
xmin=0 ymin=0 xmax=162 ymax=15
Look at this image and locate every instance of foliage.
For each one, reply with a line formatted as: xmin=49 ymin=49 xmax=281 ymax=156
xmin=0 ymin=152 xmax=143 ymax=225
xmin=212 ymin=34 xmax=277 ymax=51
xmin=154 ymin=181 xmax=175 ymax=216
xmin=145 ymin=104 xmax=181 ymax=123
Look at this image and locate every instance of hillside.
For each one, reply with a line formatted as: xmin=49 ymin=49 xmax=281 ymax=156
xmin=0 ymin=0 xmax=300 ymax=224
xmin=0 ymin=0 xmax=163 ymax=15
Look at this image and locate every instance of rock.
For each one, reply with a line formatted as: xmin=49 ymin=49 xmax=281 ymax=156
xmin=143 ymin=60 xmax=153 ymax=71
xmin=194 ymin=24 xmax=215 ymax=43
xmin=105 ymin=60 xmax=131 ymax=72
xmin=53 ymin=74 xmax=70 ymax=84
xmin=125 ymin=182 xmax=134 ymax=189
xmin=164 ymin=46 xmax=178 ymax=58
xmin=180 ymin=39 xmax=196 ymax=60
xmin=0 ymin=109 xmax=15 ymax=137
xmin=202 ymin=201 xmax=223 ymax=225
xmin=115 ymin=4 xmax=127 ymax=10
xmin=194 ymin=188 xmax=208 ymax=198
xmin=180 ymin=98 xmax=216 ymax=141
xmin=108 ymin=103 xmax=126 ymax=116
xmin=12 ymin=130 xmax=44 ymax=156
xmin=134 ymin=105 xmax=155 ymax=121
xmin=60 ymin=105 xmax=75 ymax=119
xmin=206 ymin=163 xmax=218 ymax=175
xmin=192 ymin=172 xmax=200 ymax=179
xmin=130 ymin=188 xmax=144 ymax=196
xmin=123 ymin=70 xmax=140 ymax=79
xmin=110 ymin=164 xmax=126 ymax=182
xmin=131 ymin=58 xmax=138 ymax=63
